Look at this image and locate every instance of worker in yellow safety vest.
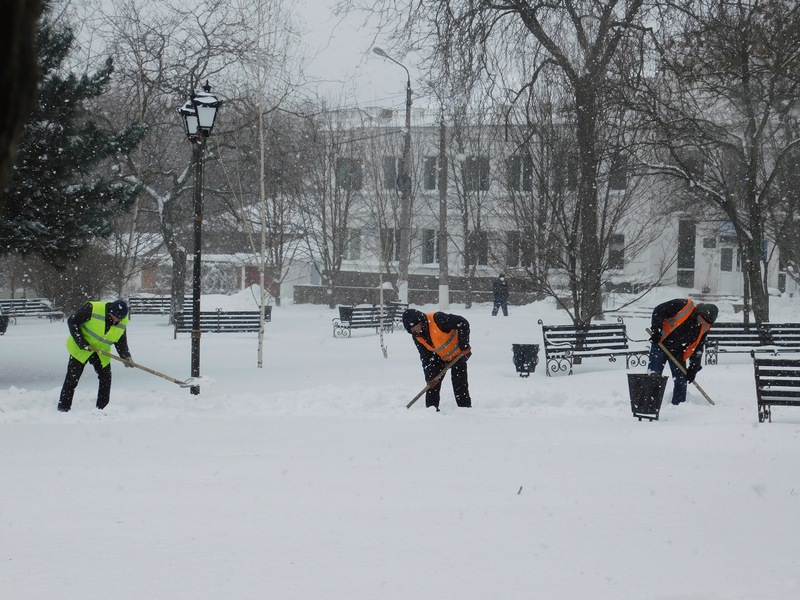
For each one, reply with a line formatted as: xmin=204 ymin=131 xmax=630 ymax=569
xmin=58 ymin=300 xmax=134 ymax=412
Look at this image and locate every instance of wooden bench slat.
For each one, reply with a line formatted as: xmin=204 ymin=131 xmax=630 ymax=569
xmin=129 ymin=297 xmax=196 ymax=314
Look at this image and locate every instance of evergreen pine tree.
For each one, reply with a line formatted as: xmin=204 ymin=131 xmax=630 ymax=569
xmin=0 ymin=3 xmax=145 ymax=267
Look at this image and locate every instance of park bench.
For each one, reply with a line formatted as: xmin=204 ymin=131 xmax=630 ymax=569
xmin=0 ymin=298 xmax=64 ymax=321
xmin=129 ymin=296 xmax=174 ymax=314
xmin=705 ymin=322 xmax=800 ymax=365
xmin=332 ymin=305 xmax=395 ymax=338
xmin=386 ymin=301 xmax=409 ymax=328
xmin=129 ymin=296 xmax=198 ymax=315
xmin=173 ymin=307 xmax=272 ymax=338
xmin=751 ymin=352 xmax=800 ymax=423
xmin=538 ymin=318 xmax=648 ymax=376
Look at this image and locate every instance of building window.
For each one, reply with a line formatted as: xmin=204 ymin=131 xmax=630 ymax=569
xmin=341 ymin=228 xmax=360 ymax=260
xmin=608 ymin=234 xmax=625 ymax=270
xmin=467 ymin=230 xmax=489 ymax=266
xmin=382 ymin=156 xmax=398 ymax=191
xmin=677 ymin=219 xmax=696 ymax=287
xmin=609 ymin=152 xmax=628 ymax=191
xmin=506 ymin=231 xmax=520 ymax=267
xmin=462 ymin=155 xmax=490 ymax=191
xmin=684 ymin=155 xmax=704 ymax=181
xmin=553 ymin=153 xmax=579 ymax=194
xmin=507 ymin=155 xmax=533 ymax=192
xmin=336 ymin=157 xmax=363 ymax=191
xmin=380 ymin=227 xmax=400 ymax=262
xmin=423 ymin=157 xmax=438 ymax=190
xmin=506 ymin=229 xmax=535 ymax=268
xmin=422 ymin=229 xmax=438 ymax=264
xmin=720 ymin=247 xmax=733 ymax=272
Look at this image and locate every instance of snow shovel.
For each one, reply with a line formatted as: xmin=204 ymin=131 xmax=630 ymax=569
xmin=406 ymin=354 xmax=464 ymax=409
xmin=92 ymin=347 xmax=197 ymax=388
xmin=646 ymin=328 xmax=715 ymax=405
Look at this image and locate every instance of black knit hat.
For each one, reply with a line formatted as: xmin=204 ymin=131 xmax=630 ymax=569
xmin=108 ymin=299 xmax=128 ymax=319
xmin=402 ymin=308 xmax=426 ymax=333
xmin=695 ymin=303 xmax=718 ymax=324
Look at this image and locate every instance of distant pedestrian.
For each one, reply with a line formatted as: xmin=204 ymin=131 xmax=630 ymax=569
xmin=402 ymin=308 xmax=472 ymax=411
xmin=492 ymin=273 xmax=509 ymax=316
xmin=58 ymin=300 xmax=134 ymax=412
xmin=648 ymin=298 xmax=718 ymax=405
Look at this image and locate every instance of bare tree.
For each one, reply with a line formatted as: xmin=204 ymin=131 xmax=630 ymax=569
xmin=487 ymin=66 xmax=671 ymax=318
xmin=296 ymin=108 xmax=367 ymax=308
xmin=639 ymin=0 xmax=800 ymax=324
xmin=82 ymin=0 xmax=268 ymax=313
xmin=346 ymin=0 xmax=651 ymax=324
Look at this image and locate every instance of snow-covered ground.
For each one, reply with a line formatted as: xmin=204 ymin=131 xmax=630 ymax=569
xmin=2 ymin=287 xmax=799 ymax=599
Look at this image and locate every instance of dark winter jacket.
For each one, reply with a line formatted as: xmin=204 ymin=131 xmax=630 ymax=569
xmin=408 ymin=311 xmax=471 ymax=380
xmin=650 ymin=298 xmax=709 ymax=368
xmin=492 ymin=277 xmax=509 ymax=300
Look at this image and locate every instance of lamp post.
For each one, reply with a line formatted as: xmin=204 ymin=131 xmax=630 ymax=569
xmin=178 ymin=81 xmax=222 ymax=395
xmin=438 ymin=108 xmax=449 ymax=309
xmin=373 ymin=47 xmax=412 ymax=304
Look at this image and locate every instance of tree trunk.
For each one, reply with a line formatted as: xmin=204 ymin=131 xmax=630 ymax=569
xmin=0 ymin=0 xmax=42 ymax=211
xmin=574 ymin=80 xmax=604 ymax=326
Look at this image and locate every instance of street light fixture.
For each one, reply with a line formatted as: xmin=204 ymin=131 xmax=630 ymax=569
xmin=178 ymin=80 xmax=222 ymax=395
xmin=373 ymin=47 xmax=412 ymax=304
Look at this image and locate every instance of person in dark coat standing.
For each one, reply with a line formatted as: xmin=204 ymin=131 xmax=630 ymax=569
xmin=648 ymin=298 xmax=718 ymax=405
xmin=58 ymin=299 xmax=134 ymax=412
xmin=402 ymin=308 xmax=472 ymax=411
xmin=492 ymin=273 xmax=509 ymax=316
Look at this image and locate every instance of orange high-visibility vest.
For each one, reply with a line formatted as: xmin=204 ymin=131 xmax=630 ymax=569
xmin=682 ymin=320 xmax=711 ymax=361
xmin=414 ymin=313 xmax=462 ymax=361
xmin=661 ymin=299 xmax=710 ymax=361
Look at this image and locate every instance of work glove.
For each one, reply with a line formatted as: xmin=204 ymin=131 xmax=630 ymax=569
xmin=460 ymin=347 xmax=472 ymax=361
xmin=122 ymin=356 xmax=135 ymax=368
xmin=649 ymin=330 xmax=662 ymax=344
xmin=685 ymin=362 xmax=702 ymax=383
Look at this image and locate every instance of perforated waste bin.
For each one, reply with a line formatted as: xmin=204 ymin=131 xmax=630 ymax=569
xmin=512 ymin=343 xmax=539 ymax=378
xmin=627 ymin=373 xmax=668 ymax=421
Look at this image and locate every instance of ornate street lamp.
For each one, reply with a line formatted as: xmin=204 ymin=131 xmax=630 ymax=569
xmin=373 ymin=47 xmax=412 ymax=304
xmin=178 ymin=81 xmax=222 ymax=395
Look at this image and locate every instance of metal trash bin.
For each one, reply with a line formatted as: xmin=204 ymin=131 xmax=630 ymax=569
xmin=512 ymin=343 xmax=539 ymax=378
xmin=627 ymin=373 xmax=668 ymax=421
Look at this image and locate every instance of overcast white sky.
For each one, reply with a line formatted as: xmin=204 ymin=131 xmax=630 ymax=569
xmin=296 ymin=0 xmax=425 ymax=110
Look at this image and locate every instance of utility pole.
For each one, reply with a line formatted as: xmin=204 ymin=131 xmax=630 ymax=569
xmin=373 ymin=47 xmax=413 ymax=304
xmin=438 ymin=110 xmax=449 ymax=309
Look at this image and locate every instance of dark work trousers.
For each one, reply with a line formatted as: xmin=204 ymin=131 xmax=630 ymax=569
xmin=492 ymin=296 xmax=508 ymax=316
xmin=647 ymin=343 xmax=688 ymax=405
xmin=58 ymin=353 xmax=112 ymax=411
xmin=425 ymin=357 xmax=471 ymax=409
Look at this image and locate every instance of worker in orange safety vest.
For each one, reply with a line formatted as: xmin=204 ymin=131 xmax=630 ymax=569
xmin=402 ymin=308 xmax=472 ymax=411
xmin=648 ymin=298 xmax=718 ymax=405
